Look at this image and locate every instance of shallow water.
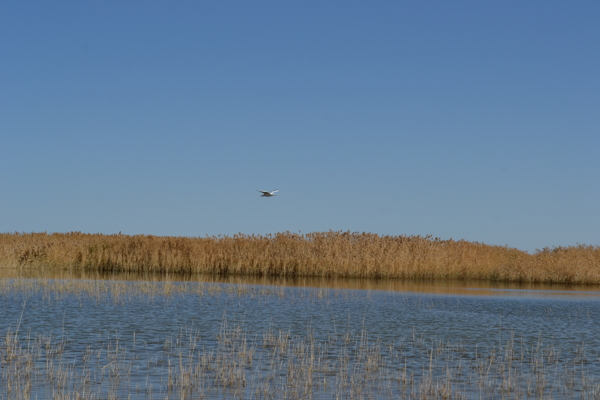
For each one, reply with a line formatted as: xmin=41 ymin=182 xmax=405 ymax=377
xmin=1 ymin=273 xmax=600 ymax=399
xmin=4 ymin=267 xmax=600 ymax=298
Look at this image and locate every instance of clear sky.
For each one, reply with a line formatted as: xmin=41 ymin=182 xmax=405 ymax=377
xmin=1 ymin=1 xmax=599 ymax=252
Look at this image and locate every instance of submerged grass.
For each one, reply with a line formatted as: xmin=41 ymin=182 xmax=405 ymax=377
xmin=4 ymin=317 xmax=600 ymax=400
xmin=1 ymin=279 xmax=599 ymax=399
xmin=1 ymin=231 xmax=600 ymax=284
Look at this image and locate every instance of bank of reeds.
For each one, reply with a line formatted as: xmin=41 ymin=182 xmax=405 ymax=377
xmin=1 ymin=231 xmax=599 ymax=284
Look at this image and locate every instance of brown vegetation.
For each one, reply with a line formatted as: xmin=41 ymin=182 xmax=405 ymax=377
xmin=1 ymin=231 xmax=599 ymax=284
xmin=4 ymin=312 xmax=597 ymax=399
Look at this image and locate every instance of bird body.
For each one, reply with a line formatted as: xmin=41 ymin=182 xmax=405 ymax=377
xmin=258 ymin=190 xmax=279 ymax=197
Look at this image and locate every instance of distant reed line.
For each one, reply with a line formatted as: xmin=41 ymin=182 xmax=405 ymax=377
xmin=1 ymin=231 xmax=599 ymax=284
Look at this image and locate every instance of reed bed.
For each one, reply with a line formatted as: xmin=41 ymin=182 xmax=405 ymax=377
xmin=1 ymin=231 xmax=600 ymax=284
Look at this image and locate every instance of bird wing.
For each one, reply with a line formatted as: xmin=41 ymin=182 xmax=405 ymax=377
xmin=258 ymin=190 xmax=269 ymax=194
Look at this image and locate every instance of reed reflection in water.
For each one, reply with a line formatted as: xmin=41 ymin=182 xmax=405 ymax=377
xmin=3 ymin=267 xmax=600 ymax=298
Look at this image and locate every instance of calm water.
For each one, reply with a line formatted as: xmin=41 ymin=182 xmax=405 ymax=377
xmin=1 ymin=273 xmax=599 ymax=399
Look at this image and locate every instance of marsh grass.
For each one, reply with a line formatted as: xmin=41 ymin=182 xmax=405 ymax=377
xmin=2 ymin=232 xmax=600 ymax=284
xmin=1 ymin=279 xmax=600 ymax=399
xmin=0 ymin=278 xmax=289 ymax=305
xmin=2 ymin=314 xmax=600 ymax=399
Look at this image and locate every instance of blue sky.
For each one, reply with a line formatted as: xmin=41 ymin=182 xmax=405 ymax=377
xmin=1 ymin=1 xmax=598 ymax=252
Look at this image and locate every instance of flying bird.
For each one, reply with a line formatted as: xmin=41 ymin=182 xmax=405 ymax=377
xmin=258 ymin=190 xmax=279 ymax=197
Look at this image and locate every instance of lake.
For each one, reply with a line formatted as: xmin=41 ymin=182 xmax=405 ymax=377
xmin=1 ymin=270 xmax=599 ymax=399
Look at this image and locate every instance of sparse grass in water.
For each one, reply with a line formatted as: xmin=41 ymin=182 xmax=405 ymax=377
xmin=2 ymin=231 xmax=600 ymax=284
xmin=2 ymin=311 xmax=600 ymax=399
xmin=1 ymin=279 xmax=600 ymax=399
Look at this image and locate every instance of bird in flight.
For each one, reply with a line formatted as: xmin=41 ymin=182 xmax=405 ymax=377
xmin=258 ymin=190 xmax=279 ymax=197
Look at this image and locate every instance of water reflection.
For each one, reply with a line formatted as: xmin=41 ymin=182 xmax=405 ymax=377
xmin=2 ymin=267 xmax=600 ymax=299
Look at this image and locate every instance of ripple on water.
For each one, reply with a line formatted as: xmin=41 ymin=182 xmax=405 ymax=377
xmin=0 ymin=276 xmax=599 ymax=399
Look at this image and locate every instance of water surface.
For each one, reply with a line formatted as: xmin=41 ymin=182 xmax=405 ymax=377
xmin=1 ymin=271 xmax=599 ymax=399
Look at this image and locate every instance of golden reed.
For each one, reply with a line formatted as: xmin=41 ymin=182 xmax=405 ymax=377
xmin=1 ymin=231 xmax=599 ymax=284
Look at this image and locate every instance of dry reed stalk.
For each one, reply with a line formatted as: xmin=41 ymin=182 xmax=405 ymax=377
xmin=1 ymin=231 xmax=599 ymax=284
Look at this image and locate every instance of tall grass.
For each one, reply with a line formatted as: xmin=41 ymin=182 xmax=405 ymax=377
xmin=1 ymin=231 xmax=599 ymax=284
